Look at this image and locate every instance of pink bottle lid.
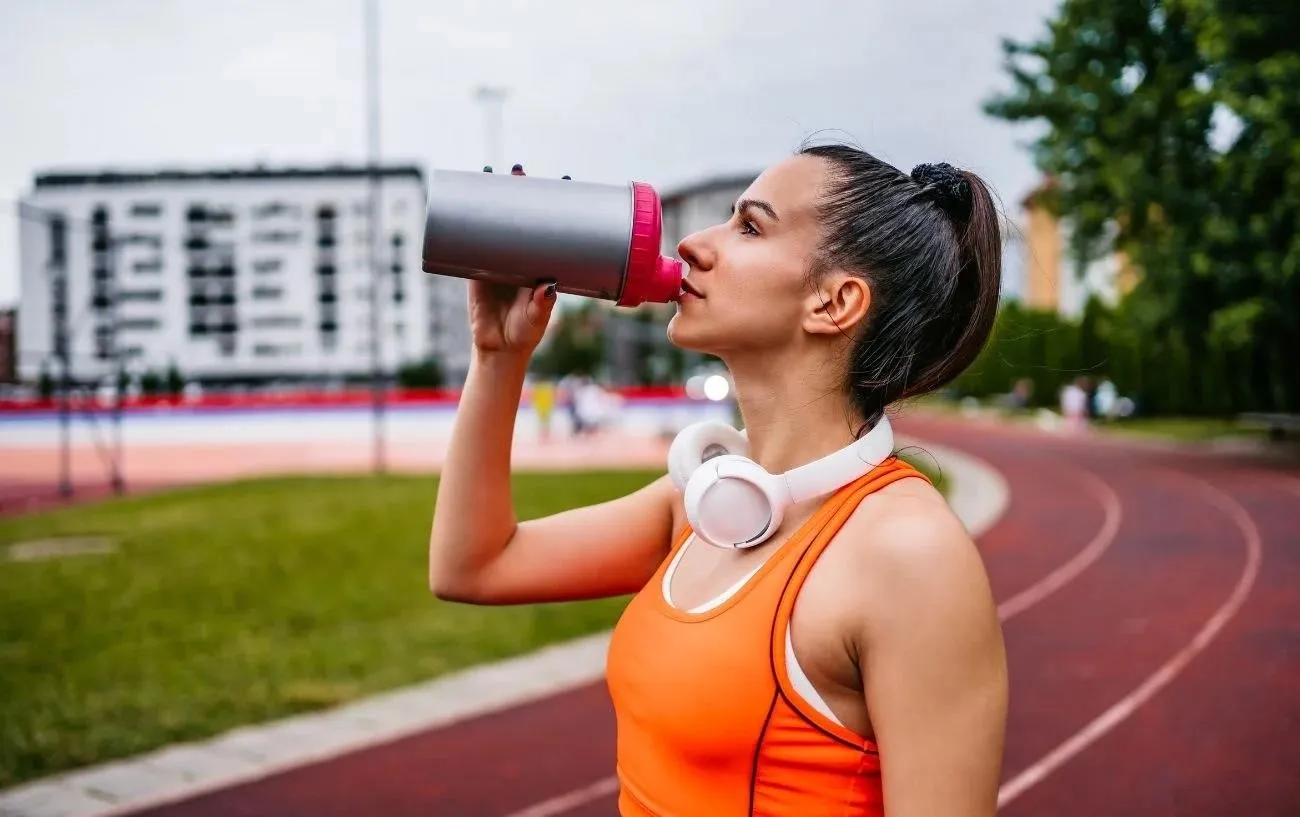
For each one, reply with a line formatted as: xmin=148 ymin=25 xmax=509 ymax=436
xmin=618 ymin=182 xmax=685 ymax=307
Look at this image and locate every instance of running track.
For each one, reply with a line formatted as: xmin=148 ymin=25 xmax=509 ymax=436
xmin=84 ymin=415 xmax=1300 ymax=815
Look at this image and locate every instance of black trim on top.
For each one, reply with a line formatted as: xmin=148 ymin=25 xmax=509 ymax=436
xmin=747 ymin=690 xmax=779 ymax=817
xmin=766 ymin=478 xmax=883 ymax=754
xmin=776 ymin=688 xmax=877 ymax=754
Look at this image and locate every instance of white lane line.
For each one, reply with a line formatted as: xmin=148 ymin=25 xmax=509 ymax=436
xmin=501 ymin=776 xmax=620 ymax=817
xmin=997 ymin=466 xmax=1123 ymax=622
xmin=996 ymin=466 xmax=1263 ymax=808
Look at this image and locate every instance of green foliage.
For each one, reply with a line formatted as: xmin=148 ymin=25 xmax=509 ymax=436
xmin=164 ymin=361 xmax=184 ymax=395
xmin=37 ymin=366 xmax=54 ymax=400
xmin=953 ymin=293 xmax=1269 ymax=416
xmin=397 ymin=355 xmax=446 ymax=388
xmin=986 ymin=0 xmax=1300 ymax=413
xmin=530 ymin=301 xmax=605 ymax=378
xmin=140 ymin=371 xmax=163 ymax=395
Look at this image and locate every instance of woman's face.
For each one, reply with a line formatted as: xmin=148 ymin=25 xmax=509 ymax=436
xmin=667 ymin=154 xmax=838 ymax=357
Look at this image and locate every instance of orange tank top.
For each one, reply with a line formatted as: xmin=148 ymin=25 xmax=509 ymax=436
xmin=605 ymin=458 xmax=927 ymax=816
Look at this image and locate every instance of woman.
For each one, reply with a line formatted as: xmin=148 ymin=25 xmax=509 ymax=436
xmin=429 ymin=142 xmax=1008 ymax=816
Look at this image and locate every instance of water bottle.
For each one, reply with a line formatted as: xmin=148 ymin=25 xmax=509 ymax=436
xmin=420 ymin=169 xmax=685 ymax=307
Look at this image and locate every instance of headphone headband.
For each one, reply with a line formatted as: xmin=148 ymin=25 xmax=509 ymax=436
xmin=668 ymin=414 xmax=897 ymax=550
xmin=781 ymin=415 xmax=894 ymax=504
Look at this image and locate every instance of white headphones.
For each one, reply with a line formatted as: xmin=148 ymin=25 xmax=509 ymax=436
xmin=667 ymin=415 xmax=895 ymax=550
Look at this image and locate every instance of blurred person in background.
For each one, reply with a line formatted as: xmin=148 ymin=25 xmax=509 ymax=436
xmin=429 ymin=146 xmax=1007 ymax=816
xmin=1060 ymin=377 xmax=1090 ymax=433
xmin=530 ymin=379 xmax=556 ymax=442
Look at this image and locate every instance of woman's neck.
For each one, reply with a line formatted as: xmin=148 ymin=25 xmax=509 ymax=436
xmin=724 ymin=350 xmax=864 ymax=477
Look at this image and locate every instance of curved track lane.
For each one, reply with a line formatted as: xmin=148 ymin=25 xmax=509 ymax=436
xmin=120 ymin=414 xmax=1300 ymax=817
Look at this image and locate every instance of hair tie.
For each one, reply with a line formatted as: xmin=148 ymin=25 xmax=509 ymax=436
xmin=910 ymin=162 xmax=973 ymax=223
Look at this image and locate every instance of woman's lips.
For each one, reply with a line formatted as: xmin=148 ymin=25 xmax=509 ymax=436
xmin=680 ymin=278 xmax=704 ymax=299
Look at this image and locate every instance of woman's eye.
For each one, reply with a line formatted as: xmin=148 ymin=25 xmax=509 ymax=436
xmin=740 ymin=219 xmax=759 ymax=236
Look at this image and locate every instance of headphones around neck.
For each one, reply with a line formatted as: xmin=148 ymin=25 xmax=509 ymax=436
xmin=667 ymin=415 xmax=895 ymax=550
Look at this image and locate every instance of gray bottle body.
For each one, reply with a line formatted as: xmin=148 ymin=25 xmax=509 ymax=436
xmin=422 ymin=169 xmax=637 ymax=301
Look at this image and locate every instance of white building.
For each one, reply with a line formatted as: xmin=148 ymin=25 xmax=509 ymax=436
xmin=16 ymin=164 xmax=472 ymax=385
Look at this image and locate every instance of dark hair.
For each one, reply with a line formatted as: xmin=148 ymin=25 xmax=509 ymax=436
xmin=799 ymin=142 xmax=1002 ymax=429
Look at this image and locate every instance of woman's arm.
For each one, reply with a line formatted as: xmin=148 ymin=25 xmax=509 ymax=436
xmin=429 ymin=348 xmax=678 ymax=606
xmin=851 ymin=502 xmax=1008 ymax=816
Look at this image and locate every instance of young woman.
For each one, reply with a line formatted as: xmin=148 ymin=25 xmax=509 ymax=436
xmin=429 ymin=143 xmax=1009 ymax=816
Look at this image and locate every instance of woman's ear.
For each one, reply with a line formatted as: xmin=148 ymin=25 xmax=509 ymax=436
xmin=803 ymin=272 xmax=872 ymax=337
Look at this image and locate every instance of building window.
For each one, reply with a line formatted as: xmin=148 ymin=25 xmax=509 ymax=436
xmin=250 ymin=315 xmax=302 ymax=330
xmin=252 ymin=286 xmax=283 ymax=300
xmin=94 ymin=325 xmax=115 ymax=360
xmin=118 ymin=318 xmax=161 ymax=331
xmin=130 ymin=203 xmax=163 ymax=218
xmin=252 ymin=201 xmax=302 ymax=219
xmin=133 ymin=259 xmax=163 ymax=274
xmin=49 ymin=216 xmax=67 ymax=266
xmin=118 ymin=289 xmax=163 ymax=303
xmin=252 ymin=230 xmax=300 ymax=244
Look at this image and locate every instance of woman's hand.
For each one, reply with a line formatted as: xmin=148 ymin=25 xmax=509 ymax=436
xmin=465 ymin=163 xmax=561 ymax=357
xmin=468 ymin=279 xmax=556 ymax=356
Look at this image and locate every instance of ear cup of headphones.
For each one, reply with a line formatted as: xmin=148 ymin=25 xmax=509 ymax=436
xmin=683 ymin=455 xmax=787 ymax=549
xmin=667 ymin=421 xmax=750 ymax=492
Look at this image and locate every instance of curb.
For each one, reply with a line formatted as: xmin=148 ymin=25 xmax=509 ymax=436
xmin=0 ymin=436 xmax=1009 ymax=817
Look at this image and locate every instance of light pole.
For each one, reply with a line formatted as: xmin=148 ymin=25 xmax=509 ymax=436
xmin=474 ymin=85 xmax=509 ymax=171
xmin=364 ymin=0 xmax=386 ymax=474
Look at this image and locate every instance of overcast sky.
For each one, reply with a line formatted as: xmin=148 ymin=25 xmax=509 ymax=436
xmin=0 ymin=0 xmax=1060 ymax=308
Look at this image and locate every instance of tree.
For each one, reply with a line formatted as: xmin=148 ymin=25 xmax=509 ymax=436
xmin=986 ymin=0 xmax=1300 ymax=414
xmin=37 ymin=365 xmax=54 ymax=400
xmin=164 ymin=361 xmax=184 ymax=396
xmin=530 ymin=302 xmax=605 ymax=378
xmin=397 ymin=355 xmax=445 ymax=388
xmin=140 ymin=371 xmax=163 ymax=396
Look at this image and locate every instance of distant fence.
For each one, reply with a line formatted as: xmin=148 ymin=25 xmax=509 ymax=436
xmin=0 ymin=385 xmax=695 ymax=417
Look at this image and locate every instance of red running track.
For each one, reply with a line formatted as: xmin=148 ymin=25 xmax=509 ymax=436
xmin=118 ymin=414 xmax=1300 ymax=817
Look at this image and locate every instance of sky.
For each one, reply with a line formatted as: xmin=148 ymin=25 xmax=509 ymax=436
xmin=0 ymin=0 xmax=1062 ymax=308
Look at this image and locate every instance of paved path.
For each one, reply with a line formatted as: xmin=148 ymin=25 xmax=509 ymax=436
xmin=5 ymin=412 xmax=1299 ymax=816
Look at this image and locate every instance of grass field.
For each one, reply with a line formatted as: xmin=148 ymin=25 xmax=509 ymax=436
xmin=912 ymin=397 xmax=1268 ymax=445
xmin=1094 ymin=415 xmax=1266 ymax=442
xmin=0 ymin=454 xmax=944 ymax=787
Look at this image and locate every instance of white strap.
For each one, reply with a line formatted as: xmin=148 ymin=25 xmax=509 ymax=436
xmin=781 ymin=416 xmax=895 ymax=504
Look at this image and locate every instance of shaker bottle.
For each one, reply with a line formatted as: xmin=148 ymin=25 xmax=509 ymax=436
xmin=421 ymin=169 xmax=684 ymax=307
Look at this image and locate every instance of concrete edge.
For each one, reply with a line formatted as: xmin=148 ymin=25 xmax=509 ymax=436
xmin=0 ymin=436 xmax=1008 ymax=817
xmin=897 ymin=433 xmax=1011 ymax=539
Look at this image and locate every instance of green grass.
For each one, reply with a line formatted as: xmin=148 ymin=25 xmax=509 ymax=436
xmin=0 ymin=471 xmax=652 ymax=787
xmin=911 ymin=395 xmax=1271 ymax=446
xmin=0 ymin=455 xmax=946 ymax=786
xmin=1094 ymin=416 xmax=1267 ymax=442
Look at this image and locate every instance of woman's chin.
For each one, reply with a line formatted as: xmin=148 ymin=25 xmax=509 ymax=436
xmin=666 ymin=315 xmax=713 ymax=354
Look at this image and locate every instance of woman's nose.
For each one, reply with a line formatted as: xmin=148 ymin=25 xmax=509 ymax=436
xmin=677 ymin=230 xmax=712 ymax=271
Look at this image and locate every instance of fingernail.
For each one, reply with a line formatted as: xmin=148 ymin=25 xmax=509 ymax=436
xmin=482 ymin=165 xmax=493 ymax=173
xmin=545 ymin=283 xmax=556 ymax=300
xmin=561 ymin=175 xmax=572 ymax=181
xmin=511 ymin=163 xmax=524 ymax=174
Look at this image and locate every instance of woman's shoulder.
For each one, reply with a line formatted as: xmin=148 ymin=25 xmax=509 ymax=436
xmin=815 ymin=476 xmax=997 ymax=637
